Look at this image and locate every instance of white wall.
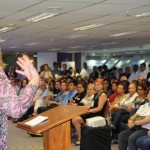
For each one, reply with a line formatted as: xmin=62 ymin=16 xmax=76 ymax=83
xmin=37 ymin=52 xmax=57 ymax=71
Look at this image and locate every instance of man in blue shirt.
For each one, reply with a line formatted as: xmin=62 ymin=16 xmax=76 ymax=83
xmin=63 ymin=80 xmax=77 ymax=104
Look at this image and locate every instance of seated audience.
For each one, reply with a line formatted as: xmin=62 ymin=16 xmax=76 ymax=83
xmin=51 ymin=80 xmax=61 ymax=100
xmin=37 ymin=81 xmax=69 ymax=114
xmin=63 ymin=80 xmax=77 ymax=104
xmin=127 ymin=82 xmax=148 ymax=117
xmin=32 ymin=80 xmax=49 ymax=116
xmin=68 ymin=82 xmax=86 ymax=105
xmin=118 ymin=82 xmax=148 ymax=127
xmin=103 ymin=79 xmax=112 ymax=97
xmin=111 ymin=83 xmax=138 ymax=129
xmin=79 ymin=83 xmax=95 ymax=106
xmin=138 ymin=76 xmax=145 ymax=84
xmin=110 ymin=82 xmax=126 ymax=113
xmin=118 ymin=88 xmax=150 ymax=150
xmin=136 ymin=89 xmax=150 ymax=150
xmin=60 ymin=64 xmax=69 ymax=78
xmin=12 ymin=79 xmax=28 ymax=123
xmin=17 ymin=79 xmax=28 ymax=95
xmin=72 ymin=79 xmax=107 ymax=145
xmin=40 ymin=64 xmax=53 ymax=82
xmin=128 ymin=64 xmax=139 ymax=83
xmin=19 ymin=79 xmax=46 ymax=121
xmin=109 ymin=81 xmax=119 ymax=104
xmin=137 ymin=130 xmax=150 ymax=150
xmin=122 ymin=66 xmax=131 ymax=79
xmin=80 ymin=62 xmax=92 ymax=79
xmin=139 ymin=63 xmax=148 ymax=79
xmin=51 ymin=62 xmax=61 ymax=78
xmin=89 ymin=66 xmax=99 ymax=80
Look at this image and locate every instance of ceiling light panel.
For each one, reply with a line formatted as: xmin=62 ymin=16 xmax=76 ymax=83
xmin=125 ymin=5 xmax=150 ymax=17
xmin=26 ymin=13 xmax=59 ymax=22
xmin=109 ymin=31 xmax=138 ymax=37
xmin=0 ymin=26 xmax=16 ymax=33
xmin=8 ymin=46 xmax=19 ymax=49
xmin=74 ymin=24 xmax=106 ymax=31
xmin=26 ymin=42 xmax=39 ymax=46
xmin=135 ymin=12 xmax=150 ymax=18
xmin=0 ymin=39 xmax=6 ymax=42
xmin=64 ymin=34 xmax=87 ymax=39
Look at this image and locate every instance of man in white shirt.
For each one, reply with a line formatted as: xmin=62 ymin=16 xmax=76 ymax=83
xmin=80 ymin=62 xmax=92 ymax=79
xmin=128 ymin=64 xmax=139 ymax=83
xmin=139 ymin=63 xmax=148 ymax=79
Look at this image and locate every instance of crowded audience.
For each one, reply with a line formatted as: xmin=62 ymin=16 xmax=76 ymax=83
xmin=6 ymin=61 xmax=150 ymax=149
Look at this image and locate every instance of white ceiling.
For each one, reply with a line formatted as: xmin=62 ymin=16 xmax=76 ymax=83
xmin=0 ymin=0 xmax=150 ymax=54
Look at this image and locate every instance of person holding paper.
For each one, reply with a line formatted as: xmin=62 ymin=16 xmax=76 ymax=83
xmin=0 ymin=55 xmax=39 ymax=149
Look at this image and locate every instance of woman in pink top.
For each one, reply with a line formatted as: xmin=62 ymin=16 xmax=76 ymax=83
xmin=0 ymin=55 xmax=39 ymax=149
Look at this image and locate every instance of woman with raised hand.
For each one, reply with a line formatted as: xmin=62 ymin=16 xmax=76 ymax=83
xmin=0 ymin=55 xmax=39 ymax=149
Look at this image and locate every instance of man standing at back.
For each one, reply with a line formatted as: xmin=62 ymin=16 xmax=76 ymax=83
xmin=139 ymin=63 xmax=148 ymax=79
xmin=80 ymin=62 xmax=92 ymax=79
xmin=128 ymin=64 xmax=139 ymax=83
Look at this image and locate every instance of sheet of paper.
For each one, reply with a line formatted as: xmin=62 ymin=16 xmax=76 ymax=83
xmin=24 ymin=116 xmax=48 ymax=126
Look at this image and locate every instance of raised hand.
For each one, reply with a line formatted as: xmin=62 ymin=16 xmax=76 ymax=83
xmin=16 ymin=55 xmax=39 ymax=87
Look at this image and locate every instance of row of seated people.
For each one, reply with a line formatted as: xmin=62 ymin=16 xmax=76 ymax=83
xmin=38 ymin=62 xmax=150 ymax=83
xmin=118 ymin=88 xmax=150 ymax=150
xmin=9 ymin=72 xmax=150 ymax=149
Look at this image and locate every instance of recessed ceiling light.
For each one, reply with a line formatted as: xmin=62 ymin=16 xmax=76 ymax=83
xmin=109 ymin=31 xmax=138 ymax=37
xmin=26 ymin=43 xmax=39 ymax=46
xmin=64 ymin=35 xmax=87 ymax=39
xmin=0 ymin=25 xmax=16 ymax=33
xmin=0 ymin=27 xmax=9 ymax=32
xmin=101 ymin=42 xmax=118 ymax=45
xmin=135 ymin=12 xmax=150 ymax=17
xmin=69 ymin=46 xmax=85 ymax=49
xmin=0 ymin=39 xmax=6 ymax=42
xmin=9 ymin=46 xmax=19 ymax=49
xmin=47 ymin=7 xmax=62 ymax=11
xmin=74 ymin=24 xmax=106 ymax=31
xmin=48 ymin=48 xmax=60 ymax=51
xmin=26 ymin=13 xmax=59 ymax=22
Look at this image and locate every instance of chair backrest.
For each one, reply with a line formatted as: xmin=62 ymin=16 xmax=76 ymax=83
xmin=103 ymin=100 xmax=110 ymax=118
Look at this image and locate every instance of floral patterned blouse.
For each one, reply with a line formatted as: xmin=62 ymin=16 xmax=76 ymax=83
xmin=0 ymin=67 xmax=37 ymax=149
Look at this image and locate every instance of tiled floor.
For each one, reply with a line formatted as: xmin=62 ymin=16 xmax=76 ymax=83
xmin=8 ymin=120 xmax=118 ymax=150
